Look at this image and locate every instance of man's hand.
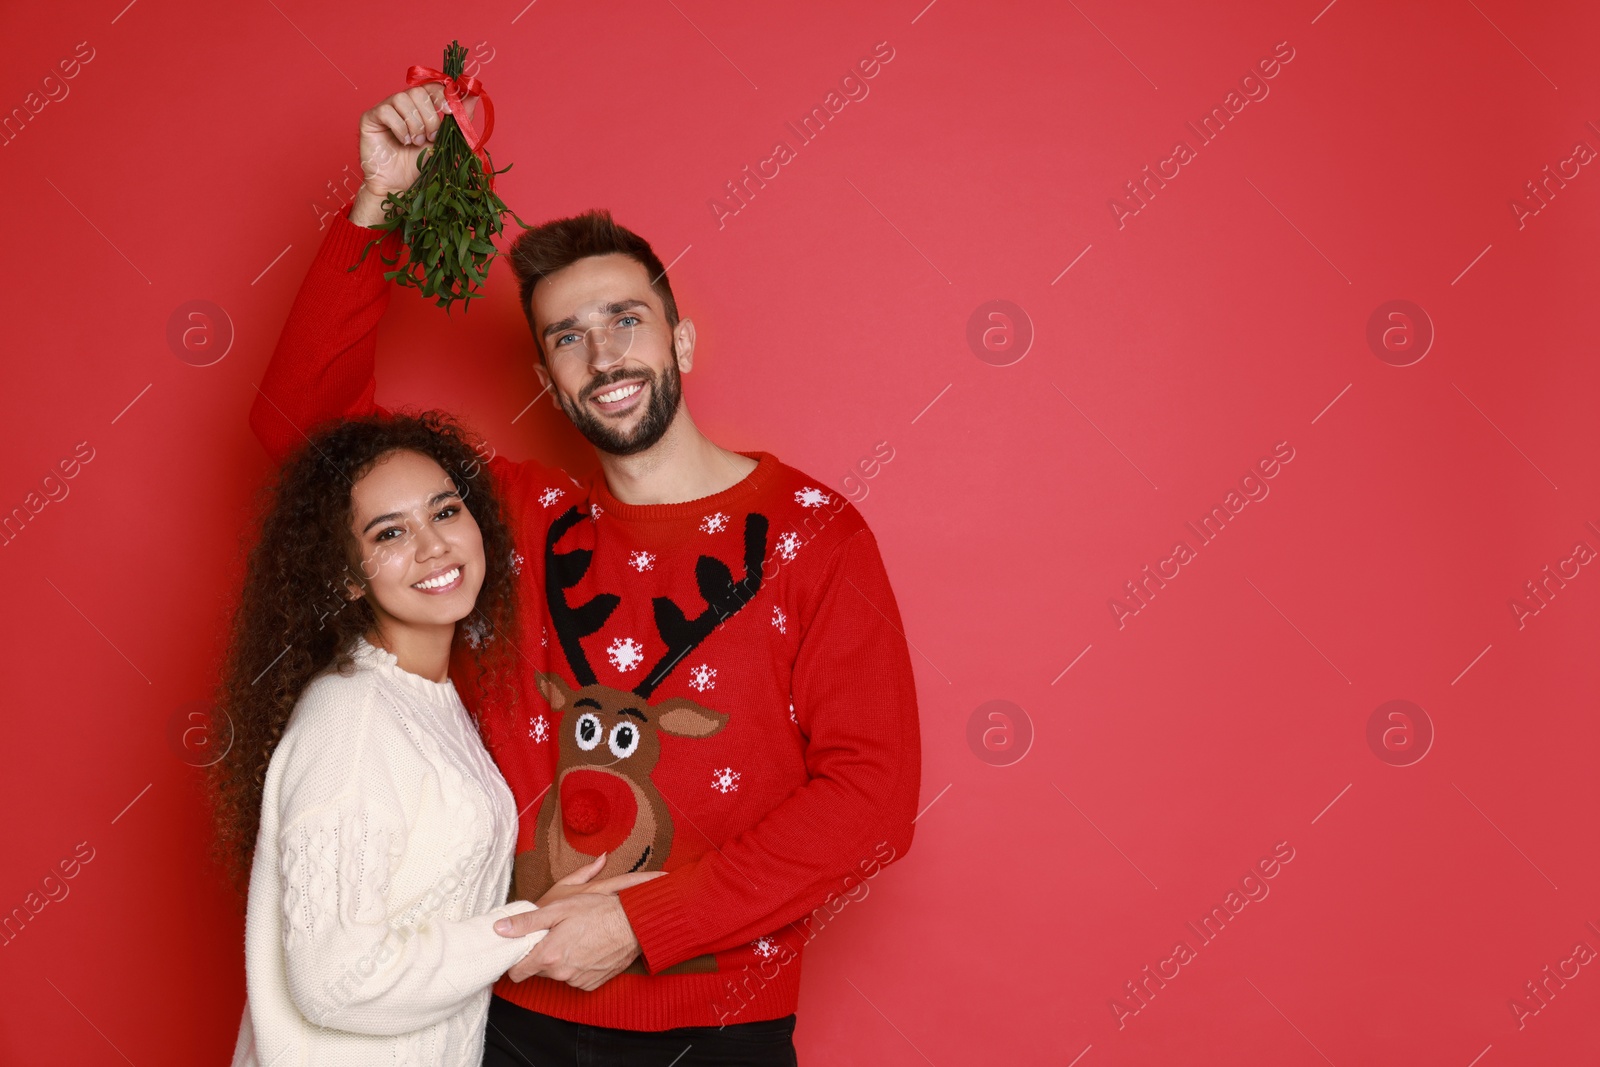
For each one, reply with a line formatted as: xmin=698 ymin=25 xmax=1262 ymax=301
xmin=350 ymin=85 xmax=478 ymax=227
xmin=498 ymin=893 xmax=646 ymax=991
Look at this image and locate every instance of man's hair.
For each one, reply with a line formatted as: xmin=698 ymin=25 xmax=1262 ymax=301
xmin=507 ymin=209 xmax=679 ymax=360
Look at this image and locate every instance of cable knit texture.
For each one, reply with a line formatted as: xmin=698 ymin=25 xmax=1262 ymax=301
xmin=231 ymin=636 xmax=545 ymax=1067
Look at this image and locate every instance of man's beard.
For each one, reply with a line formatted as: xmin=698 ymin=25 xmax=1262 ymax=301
xmin=558 ymin=361 xmax=683 ymax=457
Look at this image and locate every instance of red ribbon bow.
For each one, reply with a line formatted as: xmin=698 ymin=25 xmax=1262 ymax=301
xmin=404 ymin=65 xmax=498 ymax=185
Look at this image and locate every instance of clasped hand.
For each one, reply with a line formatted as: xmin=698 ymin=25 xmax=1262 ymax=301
xmin=495 ymin=853 xmax=662 ymax=991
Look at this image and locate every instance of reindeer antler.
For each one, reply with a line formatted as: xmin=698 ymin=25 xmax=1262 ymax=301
xmin=545 ymin=506 xmax=620 ymax=686
xmin=635 ymin=512 xmax=769 ymax=697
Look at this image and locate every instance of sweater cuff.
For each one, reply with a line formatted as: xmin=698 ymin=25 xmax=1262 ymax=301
xmin=316 ymin=208 xmax=403 ymax=277
xmin=490 ymin=899 xmax=540 ymax=922
xmin=483 ymin=900 xmax=546 ymax=959
xmin=616 ymin=873 xmax=701 ymax=974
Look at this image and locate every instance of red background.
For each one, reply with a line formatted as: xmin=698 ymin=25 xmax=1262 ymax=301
xmin=2 ymin=1 xmax=1597 ymax=1063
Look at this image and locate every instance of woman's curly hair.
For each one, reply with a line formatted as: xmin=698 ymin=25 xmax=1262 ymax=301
xmin=209 ymin=411 xmax=520 ymax=892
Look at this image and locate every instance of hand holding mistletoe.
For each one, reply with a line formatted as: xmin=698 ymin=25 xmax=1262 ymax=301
xmin=349 ymin=41 xmax=525 ymax=313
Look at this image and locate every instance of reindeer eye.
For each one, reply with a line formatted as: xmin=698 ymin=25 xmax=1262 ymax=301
xmin=575 ymin=713 xmax=603 ymax=751
xmin=608 ymin=722 xmax=640 ymax=758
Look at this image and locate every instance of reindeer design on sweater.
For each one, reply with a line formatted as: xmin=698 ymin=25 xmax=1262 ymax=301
xmin=514 ymin=505 xmax=769 ymax=912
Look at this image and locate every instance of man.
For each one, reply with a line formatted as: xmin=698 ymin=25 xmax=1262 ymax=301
xmin=249 ymin=83 xmax=922 ymax=1065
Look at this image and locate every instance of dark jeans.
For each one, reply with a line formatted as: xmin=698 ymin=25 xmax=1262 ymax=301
xmin=484 ymin=994 xmax=798 ymax=1067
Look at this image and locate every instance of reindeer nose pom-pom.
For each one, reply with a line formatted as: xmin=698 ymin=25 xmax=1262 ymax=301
xmin=559 ymin=769 xmax=639 ymax=855
xmin=563 ymin=789 xmax=609 ymax=835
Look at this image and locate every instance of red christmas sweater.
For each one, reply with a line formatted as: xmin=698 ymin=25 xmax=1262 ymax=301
xmin=249 ymin=212 xmax=921 ymax=1031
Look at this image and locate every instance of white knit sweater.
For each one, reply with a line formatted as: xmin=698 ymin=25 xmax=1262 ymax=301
xmin=231 ymin=636 xmax=544 ymax=1067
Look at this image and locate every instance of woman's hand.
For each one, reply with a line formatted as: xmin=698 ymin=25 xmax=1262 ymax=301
xmin=532 ymin=853 xmax=666 ymax=909
xmin=500 ymin=854 xmax=664 ymax=987
xmin=501 ymin=894 xmax=643 ymax=989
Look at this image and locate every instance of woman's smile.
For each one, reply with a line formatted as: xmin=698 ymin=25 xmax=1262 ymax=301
xmin=412 ymin=564 xmax=465 ymax=594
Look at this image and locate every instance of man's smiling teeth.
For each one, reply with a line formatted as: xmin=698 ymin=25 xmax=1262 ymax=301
xmin=413 ymin=567 xmax=460 ymax=590
xmin=595 ymin=382 xmax=643 ymax=404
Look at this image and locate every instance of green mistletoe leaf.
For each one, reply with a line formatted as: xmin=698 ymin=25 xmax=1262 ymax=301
xmin=347 ymin=40 xmax=524 ymax=315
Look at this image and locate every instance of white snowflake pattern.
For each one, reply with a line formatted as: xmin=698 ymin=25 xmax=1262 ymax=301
xmin=528 ymin=714 xmax=550 ymax=744
xmin=751 ymin=937 xmax=779 ymax=959
xmin=771 ymin=606 xmax=787 ymax=634
xmin=591 ymin=503 xmax=604 ymax=520
xmin=540 ymin=626 xmax=549 ymax=648
xmin=508 ymin=549 xmax=524 ymax=576
xmin=606 ymin=636 xmax=646 ymax=673
xmin=463 ymin=616 xmax=491 ymax=649
xmin=789 ymin=699 xmax=797 ymax=724
xmin=688 ymin=663 xmax=717 ymax=692
xmin=537 ymin=487 xmax=564 ymax=508
xmin=700 ymin=511 xmax=730 ymax=534
xmin=628 ymin=550 xmax=656 ymax=572
xmin=776 ymin=531 xmax=802 ymax=562
xmin=711 ymin=767 xmax=742 ymax=794
xmin=795 ymin=486 xmax=832 ymax=509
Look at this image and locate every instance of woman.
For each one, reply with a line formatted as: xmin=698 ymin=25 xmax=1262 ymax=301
xmin=212 ymin=412 xmax=546 ymax=1066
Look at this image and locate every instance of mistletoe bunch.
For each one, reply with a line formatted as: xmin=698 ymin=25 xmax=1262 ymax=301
xmin=352 ymin=41 xmax=527 ymax=313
